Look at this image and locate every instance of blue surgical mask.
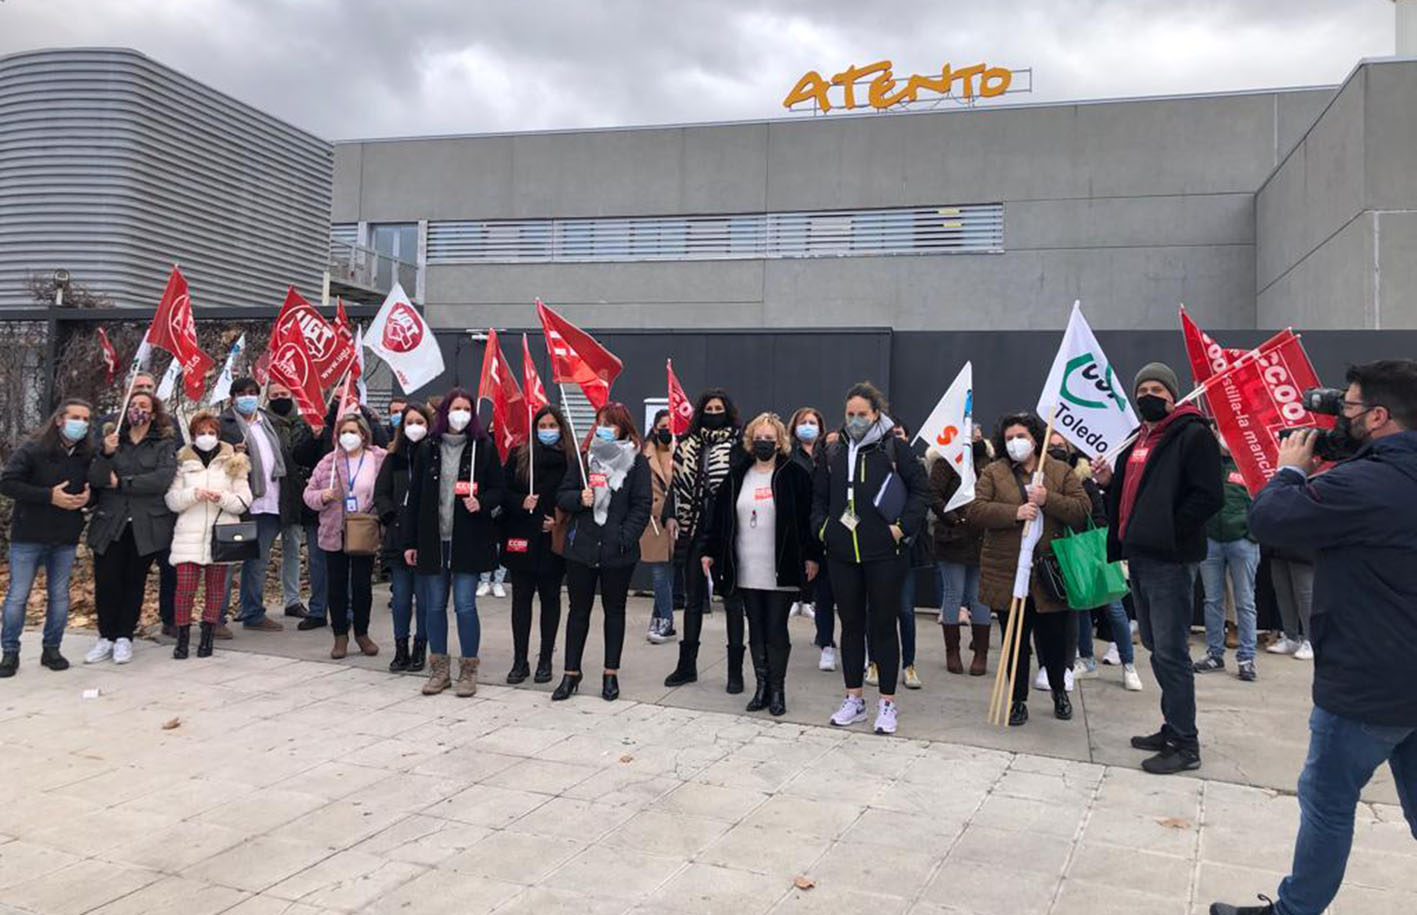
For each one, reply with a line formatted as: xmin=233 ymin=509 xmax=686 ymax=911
xmin=235 ymin=394 xmax=259 ymax=416
xmin=594 ymin=426 xmax=618 ymax=442
xmin=390 ymin=413 xmax=402 ymax=427
xmin=61 ymin=418 xmax=89 ymax=442
xmin=795 ymin=423 xmax=819 ymax=443
xmin=537 ymin=428 xmax=561 ymax=446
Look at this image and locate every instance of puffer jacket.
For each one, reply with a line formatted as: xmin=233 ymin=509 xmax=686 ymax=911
xmin=164 ymin=443 xmax=253 ymax=566
xmin=968 ymin=456 xmax=1090 ymax=613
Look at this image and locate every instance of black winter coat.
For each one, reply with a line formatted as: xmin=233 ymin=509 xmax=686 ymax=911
xmin=556 ymin=452 xmax=652 ymax=569
xmin=701 ymin=455 xmax=821 ymax=597
xmin=0 ymin=437 xmax=93 ymax=545
xmin=87 ymin=424 xmax=178 ymax=556
xmin=401 ymin=434 xmax=505 ymax=576
xmin=1104 ymin=410 xmax=1224 ymax=564
xmin=811 ymin=431 xmax=930 ymax=565
xmin=372 ymin=440 xmax=424 ymax=561
xmin=499 ymin=445 xmax=569 ymax=575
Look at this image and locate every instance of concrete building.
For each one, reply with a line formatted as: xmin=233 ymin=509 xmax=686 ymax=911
xmin=0 ymin=47 xmax=332 ymax=310
xmin=332 ymin=57 xmax=1415 ymax=332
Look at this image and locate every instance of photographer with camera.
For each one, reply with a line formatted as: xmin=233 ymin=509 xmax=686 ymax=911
xmin=1210 ymin=360 xmax=1417 ymax=915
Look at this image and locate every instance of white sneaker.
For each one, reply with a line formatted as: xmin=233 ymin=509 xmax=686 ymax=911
xmin=1294 ymin=640 xmax=1313 ymax=661
xmin=492 ymin=582 xmax=506 ymax=599
xmin=1034 ymin=667 xmax=1050 ymax=690
xmin=818 ymin=646 xmax=837 ymax=672
xmin=874 ymin=699 xmax=898 ymax=735
xmin=1102 ymin=643 xmax=1122 ymax=666
xmin=84 ymin=638 xmax=113 ymax=664
xmin=1123 ymin=664 xmax=1144 ymax=691
xmin=830 ymin=694 xmax=867 ymax=727
xmin=799 ymin=602 xmax=816 ymax=621
xmin=788 ymin=602 xmax=801 ymax=618
xmin=1074 ymin=658 xmax=1098 ymax=679
xmin=1266 ymin=636 xmax=1301 ymax=656
xmin=476 ymin=582 xmax=491 ymax=598
xmin=1035 ymin=667 xmax=1074 ymax=692
xmin=112 ymin=638 xmax=133 ymax=665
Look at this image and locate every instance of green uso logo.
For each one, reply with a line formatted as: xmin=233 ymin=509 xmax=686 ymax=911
xmin=1061 ymin=354 xmax=1126 ymax=412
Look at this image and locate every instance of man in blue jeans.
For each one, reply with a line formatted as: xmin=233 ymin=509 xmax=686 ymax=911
xmin=1211 ymin=359 xmax=1417 ymax=915
xmin=1194 ymin=434 xmax=1261 ymax=681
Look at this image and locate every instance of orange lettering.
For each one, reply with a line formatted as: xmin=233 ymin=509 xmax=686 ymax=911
xmin=831 ymin=60 xmax=891 ymax=110
xmin=953 ymin=63 xmax=987 ymax=98
xmin=936 ymin=425 xmax=959 ymax=447
xmin=980 ymin=66 xmax=1012 ymax=97
xmin=783 ymin=70 xmax=833 ymax=112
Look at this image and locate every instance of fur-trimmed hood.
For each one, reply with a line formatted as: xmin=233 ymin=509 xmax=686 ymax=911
xmin=176 ymin=441 xmax=251 ymax=479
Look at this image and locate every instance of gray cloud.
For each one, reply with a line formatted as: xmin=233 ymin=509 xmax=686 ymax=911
xmin=0 ymin=0 xmax=1395 ymax=140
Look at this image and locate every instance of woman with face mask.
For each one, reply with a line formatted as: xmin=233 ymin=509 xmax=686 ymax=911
xmin=164 ymin=412 xmax=253 ymax=659
xmin=551 ymin=403 xmax=652 ymax=702
xmin=304 ymin=414 xmax=386 ymax=661
xmin=699 ymin=413 xmax=820 ymax=715
xmin=809 ymin=382 xmax=930 ymax=736
xmin=85 ymin=392 xmax=178 ymax=666
xmin=968 ymin=412 xmax=1090 ymax=727
xmin=791 ymin=407 xmax=840 ymax=672
xmin=400 ymin=389 xmax=505 ymax=698
xmin=640 ymin=409 xmax=678 ymax=645
xmin=500 ymin=405 xmax=576 ymax=685
xmin=663 ymin=388 xmax=747 ymax=692
xmin=374 ymin=403 xmax=433 ymax=673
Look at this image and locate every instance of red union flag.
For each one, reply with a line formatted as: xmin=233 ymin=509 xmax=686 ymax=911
xmin=267 ymin=320 xmax=326 ymax=428
xmin=1180 ymin=305 xmax=1248 ymax=414
xmin=147 ymin=266 xmax=213 ymax=401
xmin=535 ymin=299 xmax=622 ymax=410
xmin=478 ymin=328 xmax=528 ymax=461
xmin=272 ymin=286 xmax=354 ymax=389
xmin=96 ymin=327 xmax=118 ymax=383
xmin=334 ymin=298 xmax=361 ymax=386
xmin=365 ymin=281 xmax=444 ymax=392
xmin=667 ymin=359 xmax=693 ymax=436
xmin=1205 ymin=330 xmax=1335 ymax=495
xmin=522 ymin=333 xmax=549 ymax=413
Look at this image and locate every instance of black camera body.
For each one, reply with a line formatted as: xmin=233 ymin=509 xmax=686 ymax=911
xmin=1279 ymin=387 xmax=1356 ymax=462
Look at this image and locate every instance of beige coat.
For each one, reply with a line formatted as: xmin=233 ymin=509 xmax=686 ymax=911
xmin=638 ymin=443 xmax=675 ymax=563
xmin=165 ymin=442 xmax=253 ymax=566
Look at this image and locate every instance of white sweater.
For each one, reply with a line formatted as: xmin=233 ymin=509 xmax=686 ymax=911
xmin=165 ymin=443 xmax=253 ymax=566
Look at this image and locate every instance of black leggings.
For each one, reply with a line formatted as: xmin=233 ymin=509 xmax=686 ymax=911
xmin=741 ymin=589 xmax=791 ymax=671
xmin=996 ymin=598 xmax=1070 ymax=702
xmin=510 ymin=565 xmax=564 ymax=665
xmin=681 ymin=543 xmax=745 ymax=652
xmin=830 ymin=559 xmax=901 ymax=695
xmin=94 ymin=527 xmax=156 ymax=641
xmin=325 ymin=550 xmax=373 ymax=636
xmin=564 ymin=561 xmax=632 ymax=672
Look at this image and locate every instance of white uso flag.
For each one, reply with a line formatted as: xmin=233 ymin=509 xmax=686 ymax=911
xmin=914 ymin=361 xmax=976 ymax=513
xmin=353 ymin=324 xmax=368 ymax=404
xmin=365 ymin=282 xmax=443 ymax=393
xmin=155 ymin=359 xmax=181 ymax=402
xmin=1037 ymin=302 xmax=1138 ymax=458
xmin=208 ymin=334 xmax=245 ymax=405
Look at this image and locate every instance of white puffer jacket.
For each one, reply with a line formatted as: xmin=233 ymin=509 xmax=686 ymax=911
xmin=165 ymin=442 xmax=253 ymax=566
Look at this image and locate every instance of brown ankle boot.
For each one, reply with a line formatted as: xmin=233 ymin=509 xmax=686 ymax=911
xmin=969 ymin=624 xmax=991 ymax=676
xmin=455 ymin=657 xmax=480 ymax=697
xmin=422 ymin=654 xmax=451 ymax=695
xmin=331 ymin=634 xmax=349 ymax=659
xmin=943 ymin=624 xmax=963 ymax=674
xmin=355 ymin=635 xmax=379 ymax=657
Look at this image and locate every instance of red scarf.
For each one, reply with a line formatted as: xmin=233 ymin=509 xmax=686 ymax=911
xmin=1118 ymin=405 xmax=1202 ymax=538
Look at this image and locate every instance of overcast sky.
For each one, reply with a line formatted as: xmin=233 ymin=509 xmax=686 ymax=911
xmin=0 ymin=0 xmax=1398 ymax=140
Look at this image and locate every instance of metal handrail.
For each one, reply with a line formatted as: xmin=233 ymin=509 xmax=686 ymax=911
xmin=328 ymin=238 xmax=418 ymax=294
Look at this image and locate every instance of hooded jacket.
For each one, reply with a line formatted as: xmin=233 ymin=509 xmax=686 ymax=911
xmin=810 ymin=418 xmax=930 ymax=565
xmin=1 ymin=435 xmax=93 ymax=546
xmin=1248 ymin=432 xmax=1417 ymax=726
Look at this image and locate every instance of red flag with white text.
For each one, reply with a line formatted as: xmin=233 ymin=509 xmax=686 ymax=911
xmin=535 ymin=299 xmax=622 ymax=410
xmin=272 ymin=286 xmax=355 ymax=390
xmin=97 ymin=327 xmax=118 ymax=383
xmin=522 ymin=333 xmax=549 ymax=413
xmin=1180 ymin=305 xmax=1247 ymax=414
xmin=667 ymin=359 xmax=693 ymax=436
xmin=478 ymin=328 xmax=529 ymax=460
xmin=147 ymin=267 xmax=213 ymax=401
xmin=267 ymin=317 xmax=327 ymax=428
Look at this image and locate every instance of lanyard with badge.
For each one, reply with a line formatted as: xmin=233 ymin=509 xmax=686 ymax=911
xmin=343 ymin=452 xmax=365 ymax=513
xmin=840 ymin=440 xmax=861 ymax=532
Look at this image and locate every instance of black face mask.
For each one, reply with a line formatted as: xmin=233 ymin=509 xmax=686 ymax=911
xmin=655 ymin=428 xmax=673 ymax=446
xmin=1047 ymin=447 xmax=1072 ymax=465
xmin=752 ymin=440 xmax=777 ymax=462
xmin=268 ymin=397 xmax=293 ymax=416
xmin=1136 ymin=394 xmax=1171 ymax=423
xmin=700 ymin=412 xmax=727 ymax=430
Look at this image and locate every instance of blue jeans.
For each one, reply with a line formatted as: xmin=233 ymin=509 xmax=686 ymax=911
xmin=479 ymin=565 xmax=507 ymax=585
xmin=237 ymin=513 xmax=283 ymax=624
xmin=936 ymin=561 xmax=988 ymax=625
xmin=1199 ymin=537 xmax=1260 ymax=662
xmin=280 ymin=524 xmax=302 ymax=609
xmin=1274 ymin=706 xmax=1417 ymax=915
xmin=389 ymin=560 xmax=426 ymax=643
xmin=896 ymin=562 xmax=917 ymax=667
xmin=304 ymin=522 xmax=328 ymax=620
xmin=646 ymin=562 xmax=673 ymax=622
xmin=421 ymin=542 xmax=480 ymax=657
xmin=1093 ymin=600 xmax=1135 ymax=665
xmin=1 ymin=543 xmax=76 ymax=653
xmin=1131 ymin=557 xmax=1200 ymax=751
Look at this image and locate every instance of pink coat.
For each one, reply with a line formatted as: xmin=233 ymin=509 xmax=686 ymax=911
xmin=303 ymin=446 xmax=386 ymax=552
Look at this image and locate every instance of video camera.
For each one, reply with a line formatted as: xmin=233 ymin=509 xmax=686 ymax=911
xmin=1278 ymin=387 xmax=1357 ymax=462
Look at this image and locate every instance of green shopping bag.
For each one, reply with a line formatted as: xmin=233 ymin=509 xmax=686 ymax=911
xmin=1051 ymin=520 xmax=1129 ymax=610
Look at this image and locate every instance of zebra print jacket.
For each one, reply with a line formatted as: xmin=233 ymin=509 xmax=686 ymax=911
xmin=672 ymin=426 xmax=741 ymax=548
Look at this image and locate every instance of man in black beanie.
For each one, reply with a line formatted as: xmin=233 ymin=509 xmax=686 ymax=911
xmin=1094 ymin=361 xmax=1223 ymax=775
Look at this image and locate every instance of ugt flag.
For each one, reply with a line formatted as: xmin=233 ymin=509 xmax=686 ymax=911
xmin=272 ymin=286 xmax=355 ymax=390
xmin=914 ymin=361 xmax=975 ymax=513
xmin=365 ymin=282 xmax=444 ymax=393
xmin=148 ymin=267 xmax=213 ymax=401
xmin=1037 ymin=302 xmax=1138 ymax=458
xmin=267 ymin=315 xmax=327 ymax=428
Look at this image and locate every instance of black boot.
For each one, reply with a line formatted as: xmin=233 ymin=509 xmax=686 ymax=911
xmin=389 ymin=639 xmax=411 ymax=673
xmin=602 ymin=673 xmax=619 ymax=701
xmin=1053 ymin=689 xmax=1073 ymax=720
xmin=197 ymin=622 xmax=214 ymax=658
xmin=534 ymin=650 xmax=554 ymax=683
xmin=551 ymin=672 xmax=582 ymax=701
xmin=1008 ymin=700 xmax=1029 ymax=727
xmin=0 ymin=652 xmax=17 ymax=678
xmin=507 ymin=658 xmax=530 ymax=684
xmin=725 ymin=644 xmax=745 ymax=695
xmin=39 ymin=646 xmax=69 ymax=671
xmin=408 ymin=638 xmax=426 ymax=672
xmin=767 ymin=644 xmax=790 ymax=717
xmin=172 ymin=625 xmax=191 ymax=660
xmin=744 ymin=642 xmax=769 ymax=712
xmin=663 ymin=641 xmax=699 ymax=687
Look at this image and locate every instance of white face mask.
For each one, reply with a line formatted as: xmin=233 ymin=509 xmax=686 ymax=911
xmin=194 ymin=433 xmax=218 ymax=453
xmin=339 ymin=432 xmax=363 ymax=453
xmin=447 ymin=409 xmax=472 ymax=432
xmin=403 ymin=423 xmax=427 ymax=443
xmin=1006 ymin=437 xmax=1035 ymax=463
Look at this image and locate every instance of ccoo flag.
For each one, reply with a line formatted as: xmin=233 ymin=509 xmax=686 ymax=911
xmin=1037 ymin=302 xmax=1138 ymax=458
xmin=914 ymin=361 xmax=975 ymax=513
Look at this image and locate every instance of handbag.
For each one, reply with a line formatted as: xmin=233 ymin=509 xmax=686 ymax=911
xmin=1036 ymin=552 xmax=1070 ymax=603
xmin=211 ymin=519 xmax=259 ymax=564
xmin=336 ymin=456 xmax=382 ymax=557
xmin=1051 ymin=519 xmax=1130 ymax=610
xmin=549 ymin=507 xmax=572 ymax=557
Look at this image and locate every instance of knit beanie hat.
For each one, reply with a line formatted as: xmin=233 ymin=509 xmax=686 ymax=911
xmin=1134 ymin=362 xmax=1180 ymax=400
